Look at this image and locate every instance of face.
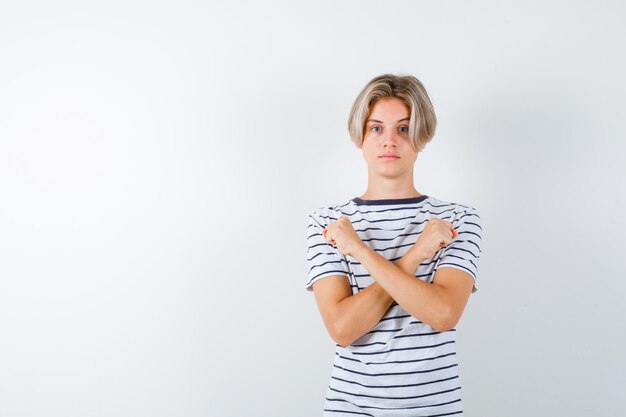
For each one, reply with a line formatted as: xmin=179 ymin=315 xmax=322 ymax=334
xmin=361 ymin=97 xmax=418 ymax=180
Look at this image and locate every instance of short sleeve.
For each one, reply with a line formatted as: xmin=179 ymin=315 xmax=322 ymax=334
xmin=305 ymin=210 xmax=351 ymax=291
xmin=435 ymin=206 xmax=482 ymax=293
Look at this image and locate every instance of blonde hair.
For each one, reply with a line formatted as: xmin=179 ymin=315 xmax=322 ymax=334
xmin=348 ymin=74 xmax=437 ymax=152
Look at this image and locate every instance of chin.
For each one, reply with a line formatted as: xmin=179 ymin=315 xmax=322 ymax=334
xmin=376 ymin=169 xmax=406 ymax=179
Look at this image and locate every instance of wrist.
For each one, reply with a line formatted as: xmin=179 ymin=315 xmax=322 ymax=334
xmin=351 ymin=241 xmax=372 ymax=260
xmin=403 ymin=245 xmax=428 ymax=271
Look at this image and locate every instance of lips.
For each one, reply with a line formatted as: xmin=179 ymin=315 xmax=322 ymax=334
xmin=379 ymin=155 xmax=400 ymax=159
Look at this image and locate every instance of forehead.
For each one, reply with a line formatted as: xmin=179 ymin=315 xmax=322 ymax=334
xmin=367 ymin=97 xmax=410 ymax=122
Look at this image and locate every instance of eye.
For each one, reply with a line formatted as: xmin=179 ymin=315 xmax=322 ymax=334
xmin=370 ymin=126 xmax=382 ymax=133
xmin=398 ymin=126 xmax=409 ymax=133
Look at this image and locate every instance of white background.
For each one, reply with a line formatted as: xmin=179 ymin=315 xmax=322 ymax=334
xmin=1 ymin=1 xmax=625 ymax=416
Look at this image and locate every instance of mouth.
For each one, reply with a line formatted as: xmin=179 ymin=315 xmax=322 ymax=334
xmin=379 ymin=155 xmax=400 ymax=160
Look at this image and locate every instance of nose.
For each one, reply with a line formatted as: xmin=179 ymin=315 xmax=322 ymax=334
xmin=382 ymin=130 xmax=400 ymax=148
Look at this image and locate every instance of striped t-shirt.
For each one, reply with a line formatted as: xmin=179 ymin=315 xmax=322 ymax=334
xmin=305 ymin=195 xmax=482 ymax=417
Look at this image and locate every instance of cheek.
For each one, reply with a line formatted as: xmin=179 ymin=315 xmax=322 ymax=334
xmin=361 ymin=141 xmax=374 ymax=157
xmin=364 ymin=147 xmax=379 ymax=163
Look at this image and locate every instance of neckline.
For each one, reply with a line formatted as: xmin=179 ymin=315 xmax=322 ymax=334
xmin=352 ymin=195 xmax=429 ymax=206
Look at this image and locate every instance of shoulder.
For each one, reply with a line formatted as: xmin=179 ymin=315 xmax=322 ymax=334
xmin=426 ymin=196 xmax=481 ymax=224
xmin=426 ymin=196 xmax=479 ymax=213
xmin=308 ymin=199 xmax=355 ymax=228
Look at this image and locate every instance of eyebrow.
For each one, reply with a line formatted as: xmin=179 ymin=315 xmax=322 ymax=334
xmin=366 ymin=117 xmax=410 ymax=123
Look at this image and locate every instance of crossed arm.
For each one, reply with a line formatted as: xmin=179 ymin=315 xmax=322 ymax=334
xmin=312 ymin=218 xmax=475 ymax=347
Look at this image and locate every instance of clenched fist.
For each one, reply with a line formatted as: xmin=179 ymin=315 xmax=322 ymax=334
xmin=323 ymin=217 xmax=366 ymax=257
xmin=413 ymin=218 xmax=458 ymax=260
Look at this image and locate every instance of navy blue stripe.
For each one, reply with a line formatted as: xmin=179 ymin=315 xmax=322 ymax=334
xmin=349 ymin=341 xmax=387 ymax=348
xmin=308 ymin=259 xmax=349 ymax=273
xmin=350 ymin=255 xmax=440 ymax=268
xmin=425 ymin=411 xmax=463 ymax=417
xmin=333 ymin=363 xmax=458 ymax=377
xmin=456 ymin=212 xmax=479 ymax=222
xmin=441 ymin=254 xmax=477 ymax=270
xmin=351 ymin=341 xmax=456 ymax=356
xmin=426 ymin=411 xmax=463 ymax=417
xmin=352 ymin=195 xmax=429 ymax=206
xmin=323 ymin=409 xmax=373 ymax=417
xmin=394 ymin=329 xmax=452 ymax=339
xmin=464 ymin=220 xmax=482 ymax=230
xmin=348 ymin=197 xmax=461 ymax=212
xmin=308 ymin=242 xmax=334 ymax=250
xmin=455 ymin=238 xmax=481 ymax=252
xmin=307 ymin=251 xmax=337 ymax=262
xmin=331 ymin=374 xmax=459 ymax=389
xmin=409 ymin=218 xmax=433 ymax=226
xmin=444 ymin=245 xmax=478 ymax=259
xmin=329 ymin=385 xmax=461 ymax=400
xmin=350 ymin=342 xmax=388 ymax=348
xmin=414 ymin=207 xmax=457 ymax=217
xmin=364 ymin=328 xmax=404 ymax=334
xmin=338 ymin=200 xmax=353 ymax=209
xmin=325 ymin=397 xmax=462 ymax=412
xmin=335 ymin=351 xmax=457 ymax=366
xmin=318 ymin=214 xmax=340 ymax=222
xmin=449 ymin=202 xmax=475 ymax=211
xmin=379 ymin=314 xmax=412 ymax=322
xmin=368 ymin=242 xmax=415 ymax=253
xmin=352 ymin=330 xmax=449 ymax=348
xmin=458 ymin=230 xmax=480 ymax=239
xmin=334 ymin=354 xmax=362 ymax=363
xmin=354 ymin=226 xmax=406 ymax=233
xmin=444 ymin=239 xmax=481 ymax=254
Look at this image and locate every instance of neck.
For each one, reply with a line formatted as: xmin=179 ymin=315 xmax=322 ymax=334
xmin=360 ymin=173 xmax=420 ymax=200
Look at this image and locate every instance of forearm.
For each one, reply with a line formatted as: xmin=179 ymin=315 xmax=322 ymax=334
xmin=329 ymin=254 xmax=422 ymax=347
xmin=330 ymin=281 xmax=393 ymax=347
xmin=352 ymin=244 xmax=452 ymax=331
